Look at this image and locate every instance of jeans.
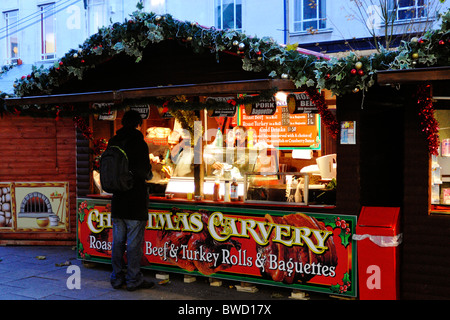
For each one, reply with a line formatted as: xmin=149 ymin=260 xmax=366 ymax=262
xmin=110 ymin=218 xmax=147 ymax=288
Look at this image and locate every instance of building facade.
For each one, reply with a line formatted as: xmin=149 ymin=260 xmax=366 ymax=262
xmin=1 ymin=0 xmax=449 ymax=68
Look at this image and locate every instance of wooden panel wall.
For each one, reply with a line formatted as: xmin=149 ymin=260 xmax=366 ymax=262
xmin=401 ymin=84 xmax=450 ymax=299
xmin=0 ymin=115 xmax=77 ymax=244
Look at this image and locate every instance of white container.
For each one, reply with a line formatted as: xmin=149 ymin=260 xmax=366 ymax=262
xmin=316 ymin=154 xmax=337 ymax=180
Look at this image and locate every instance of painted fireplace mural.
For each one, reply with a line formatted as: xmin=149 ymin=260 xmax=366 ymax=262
xmin=0 ymin=182 xmax=69 ymax=232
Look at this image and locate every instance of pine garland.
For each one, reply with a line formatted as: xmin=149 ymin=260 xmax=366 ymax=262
xmin=1 ymin=7 xmax=449 ymax=153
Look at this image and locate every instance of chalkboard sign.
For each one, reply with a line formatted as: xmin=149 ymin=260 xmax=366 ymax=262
xmin=130 ymin=104 xmax=150 ymax=119
xmin=237 ymin=105 xmax=321 ymax=149
xmin=206 ymin=97 xmax=237 ymax=117
xmin=287 ymin=92 xmax=318 ymax=114
xmin=244 ymin=97 xmax=277 ymax=116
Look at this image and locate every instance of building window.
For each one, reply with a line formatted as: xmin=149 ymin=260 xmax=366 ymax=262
xmin=3 ymin=10 xmax=19 ymax=64
xmin=39 ymin=3 xmax=56 ymax=60
xmin=389 ymin=0 xmax=428 ymax=21
xmin=87 ymin=0 xmax=108 ymax=35
xmin=215 ymin=0 xmax=242 ymax=30
xmin=293 ymin=0 xmax=326 ymax=32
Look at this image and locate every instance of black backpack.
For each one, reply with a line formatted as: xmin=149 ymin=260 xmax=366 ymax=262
xmin=99 ymin=138 xmax=134 ymax=193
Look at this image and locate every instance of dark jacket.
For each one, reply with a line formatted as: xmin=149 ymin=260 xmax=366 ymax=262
xmin=109 ymin=126 xmax=151 ymax=221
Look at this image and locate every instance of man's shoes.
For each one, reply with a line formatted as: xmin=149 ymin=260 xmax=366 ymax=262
xmin=111 ymin=278 xmax=125 ymax=289
xmin=126 ymin=280 xmax=155 ymax=292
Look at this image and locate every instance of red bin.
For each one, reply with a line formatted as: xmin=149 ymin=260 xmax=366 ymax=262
xmin=355 ymin=207 xmax=401 ymax=300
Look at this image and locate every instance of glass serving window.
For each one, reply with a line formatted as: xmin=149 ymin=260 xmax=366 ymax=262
xmin=431 ymin=109 xmax=450 ymax=214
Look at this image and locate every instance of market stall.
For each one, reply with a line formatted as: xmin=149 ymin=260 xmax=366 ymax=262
xmin=1 ymin=11 xmax=354 ymax=297
xmin=3 ymin=9 xmax=449 ymax=299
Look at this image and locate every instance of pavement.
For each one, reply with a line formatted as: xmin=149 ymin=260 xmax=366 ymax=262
xmin=0 ymin=245 xmax=332 ymax=301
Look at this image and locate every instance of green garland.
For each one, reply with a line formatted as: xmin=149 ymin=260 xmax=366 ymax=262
xmin=1 ymin=7 xmax=449 ymax=116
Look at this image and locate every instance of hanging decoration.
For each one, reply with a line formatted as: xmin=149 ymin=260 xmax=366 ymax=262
xmin=73 ymin=116 xmax=93 ymax=140
xmin=416 ymin=84 xmax=440 ymax=156
xmin=306 ymin=87 xmax=339 ymax=139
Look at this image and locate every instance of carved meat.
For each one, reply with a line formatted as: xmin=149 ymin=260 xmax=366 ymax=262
xmin=258 ymin=213 xmax=337 ymax=284
xmin=156 ymin=210 xmax=241 ymax=275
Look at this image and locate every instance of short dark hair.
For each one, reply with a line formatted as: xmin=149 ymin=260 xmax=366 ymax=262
xmin=122 ymin=110 xmax=143 ymax=128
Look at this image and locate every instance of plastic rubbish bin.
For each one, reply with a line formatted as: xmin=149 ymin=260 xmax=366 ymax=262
xmin=354 ymin=207 xmax=401 ymax=300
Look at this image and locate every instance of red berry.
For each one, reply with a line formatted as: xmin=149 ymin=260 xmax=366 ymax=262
xmin=439 ymin=40 xmax=445 ymax=45
xmin=358 ymin=69 xmax=364 ymax=76
xmin=350 ymin=69 xmax=357 ymax=75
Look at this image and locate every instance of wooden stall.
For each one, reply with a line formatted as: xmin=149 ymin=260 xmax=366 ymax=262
xmin=3 ymin=10 xmax=448 ymax=299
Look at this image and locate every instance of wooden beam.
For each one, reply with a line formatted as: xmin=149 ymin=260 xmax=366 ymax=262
xmin=4 ymin=79 xmax=298 ymax=107
xmin=377 ymin=66 xmax=450 ymax=85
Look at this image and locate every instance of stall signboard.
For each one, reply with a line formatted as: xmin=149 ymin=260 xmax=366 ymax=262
xmin=206 ymin=97 xmax=237 ymax=118
xmin=234 ymin=105 xmax=321 ymax=150
xmin=77 ymin=198 xmax=357 ymax=297
xmin=130 ymin=104 xmax=151 ymax=119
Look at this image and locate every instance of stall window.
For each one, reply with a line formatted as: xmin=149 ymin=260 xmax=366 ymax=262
xmin=293 ymin=0 xmax=327 ymax=32
xmin=39 ymin=3 xmax=56 ymax=60
xmin=215 ymin=0 xmax=242 ymax=31
xmin=431 ymin=109 xmax=450 ymax=214
xmin=3 ymin=10 xmax=19 ymax=64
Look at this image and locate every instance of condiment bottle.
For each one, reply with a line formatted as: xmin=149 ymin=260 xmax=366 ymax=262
xmin=230 ymin=178 xmax=238 ymax=201
xmin=216 ymin=128 xmax=223 ymax=147
xmin=248 ymin=127 xmax=254 ymax=148
xmin=213 ymin=177 xmax=220 ymax=201
xmin=224 ymin=180 xmax=230 ymax=202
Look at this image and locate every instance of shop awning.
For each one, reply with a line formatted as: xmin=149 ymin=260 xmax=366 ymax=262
xmin=377 ymin=66 xmax=450 ymax=85
xmin=377 ymin=66 xmax=450 ymax=106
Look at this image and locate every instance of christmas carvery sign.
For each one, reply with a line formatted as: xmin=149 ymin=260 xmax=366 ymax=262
xmin=77 ymin=198 xmax=357 ymax=297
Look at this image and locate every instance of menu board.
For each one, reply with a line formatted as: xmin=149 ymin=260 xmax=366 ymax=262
xmin=233 ymin=105 xmax=321 ymax=150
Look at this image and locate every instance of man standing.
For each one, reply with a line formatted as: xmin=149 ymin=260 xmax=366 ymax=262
xmin=108 ymin=110 xmax=154 ymax=291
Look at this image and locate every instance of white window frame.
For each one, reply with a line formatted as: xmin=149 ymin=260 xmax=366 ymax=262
xmin=39 ymin=3 xmax=56 ymax=61
xmin=293 ymin=0 xmax=327 ymax=33
xmin=87 ymin=0 xmax=109 ymax=35
xmin=215 ymin=0 xmax=242 ymax=31
xmin=389 ymin=0 xmax=429 ymax=21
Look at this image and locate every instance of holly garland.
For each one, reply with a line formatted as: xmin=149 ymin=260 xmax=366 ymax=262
xmin=9 ymin=8 xmax=449 ymax=99
xmin=1 ymin=7 xmax=449 ymax=152
xmin=417 ymin=84 xmax=440 ymax=156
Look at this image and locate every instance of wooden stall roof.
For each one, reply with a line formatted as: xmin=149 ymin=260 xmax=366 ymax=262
xmin=4 ymin=78 xmax=297 ymax=107
xmin=377 ymin=66 xmax=450 ymax=85
xmin=377 ymin=66 xmax=450 ymax=107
